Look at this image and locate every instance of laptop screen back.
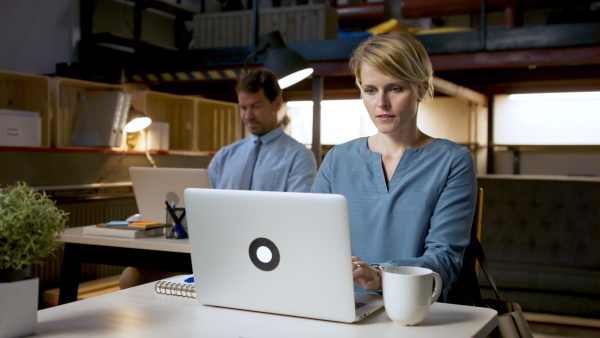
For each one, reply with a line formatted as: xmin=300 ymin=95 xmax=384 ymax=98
xmin=129 ymin=167 xmax=211 ymax=223
xmin=184 ymin=188 xmax=360 ymax=322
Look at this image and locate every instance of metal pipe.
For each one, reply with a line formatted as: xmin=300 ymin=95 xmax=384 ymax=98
xmin=252 ymin=0 xmax=259 ymax=48
xmin=311 ymin=76 xmax=323 ymax=167
xmin=480 ymin=0 xmax=487 ymax=50
xmin=486 ymin=95 xmax=494 ymax=174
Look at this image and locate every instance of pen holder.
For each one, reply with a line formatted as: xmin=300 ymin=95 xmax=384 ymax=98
xmin=165 ymin=207 xmax=187 ymax=239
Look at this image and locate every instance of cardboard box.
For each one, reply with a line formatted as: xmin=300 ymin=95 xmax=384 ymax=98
xmin=0 ymin=109 xmax=42 ymax=147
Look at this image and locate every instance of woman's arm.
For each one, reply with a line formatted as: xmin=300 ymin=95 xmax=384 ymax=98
xmin=381 ymin=148 xmax=477 ymax=289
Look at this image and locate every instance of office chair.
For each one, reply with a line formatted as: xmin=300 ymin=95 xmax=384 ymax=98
xmin=448 ymin=187 xmax=484 ymax=306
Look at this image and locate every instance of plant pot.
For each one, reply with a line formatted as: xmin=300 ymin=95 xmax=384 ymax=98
xmin=0 ymin=267 xmax=30 ymax=283
xmin=0 ymin=269 xmax=38 ymax=338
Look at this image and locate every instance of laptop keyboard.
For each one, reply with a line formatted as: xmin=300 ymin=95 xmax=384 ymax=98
xmin=355 ymin=301 xmax=367 ymax=309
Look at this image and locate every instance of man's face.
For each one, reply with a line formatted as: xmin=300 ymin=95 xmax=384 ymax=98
xmin=238 ymin=88 xmax=282 ymax=136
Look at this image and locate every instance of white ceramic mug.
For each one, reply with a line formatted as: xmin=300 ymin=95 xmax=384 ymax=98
xmin=382 ymin=266 xmax=442 ymax=326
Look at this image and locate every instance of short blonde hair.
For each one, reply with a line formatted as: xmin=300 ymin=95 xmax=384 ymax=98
xmin=349 ymin=32 xmax=434 ymax=101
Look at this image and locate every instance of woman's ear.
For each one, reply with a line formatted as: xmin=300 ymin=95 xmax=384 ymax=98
xmin=419 ymin=82 xmax=430 ymax=101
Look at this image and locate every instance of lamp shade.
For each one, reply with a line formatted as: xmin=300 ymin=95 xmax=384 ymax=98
xmin=124 ymin=109 xmax=152 ymax=133
xmin=264 ymin=47 xmax=314 ymax=89
xmin=246 ymin=31 xmax=314 ymax=89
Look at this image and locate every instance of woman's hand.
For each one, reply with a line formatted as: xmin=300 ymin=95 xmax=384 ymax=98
xmin=351 ymin=256 xmax=382 ymax=292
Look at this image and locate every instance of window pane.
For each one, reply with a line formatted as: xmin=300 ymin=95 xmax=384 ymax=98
xmin=494 ymin=93 xmax=600 ymax=145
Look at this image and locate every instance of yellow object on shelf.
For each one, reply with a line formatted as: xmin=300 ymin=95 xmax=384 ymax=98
xmin=414 ymin=27 xmax=473 ymax=35
xmin=367 ymin=19 xmax=406 ymax=35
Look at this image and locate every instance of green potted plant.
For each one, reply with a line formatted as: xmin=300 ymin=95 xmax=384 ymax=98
xmin=0 ymin=181 xmax=68 ymax=337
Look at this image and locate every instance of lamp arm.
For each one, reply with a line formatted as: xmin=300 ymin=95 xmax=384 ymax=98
xmin=244 ymin=40 xmax=271 ymax=73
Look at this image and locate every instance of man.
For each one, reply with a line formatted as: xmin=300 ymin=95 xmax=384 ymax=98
xmin=208 ymin=68 xmax=317 ymax=192
xmin=120 ymin=69 xmax=316 ymax=289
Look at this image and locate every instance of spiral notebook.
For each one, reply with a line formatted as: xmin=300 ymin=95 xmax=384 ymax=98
xmin=154 ymin=274 xmax=196 ymax=298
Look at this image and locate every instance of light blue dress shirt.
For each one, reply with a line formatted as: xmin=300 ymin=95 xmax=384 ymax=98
xmin=311 ymin=138 xmax=477 ymax=293
xmin=208 ymin=125 xmax=317 ymax=192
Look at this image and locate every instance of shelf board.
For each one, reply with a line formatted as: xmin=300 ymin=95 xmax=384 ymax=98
xmin=0 ymin=146 xmax=214 ymax=156
xmin=131 ymin=0 xmax=199 ymax=19
xmin=493 ymin=145 xmax=600 ymax=152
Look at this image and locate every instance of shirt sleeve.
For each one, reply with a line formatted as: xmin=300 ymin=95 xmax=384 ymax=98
xmin=311 ymin=147 xmax=333 ymax=194
xmin=285 ymin=147 xmax=318 ymax=192
xmin=207 ymin=150 xmax=222 ymax=189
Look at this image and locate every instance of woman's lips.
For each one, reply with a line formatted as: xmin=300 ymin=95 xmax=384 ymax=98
xmin=376 ymin=114 xmax=395 ymax=122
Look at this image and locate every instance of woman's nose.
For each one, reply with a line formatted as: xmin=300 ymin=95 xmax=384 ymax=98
xmin=376 ymin=93 xmax=389 ymax=108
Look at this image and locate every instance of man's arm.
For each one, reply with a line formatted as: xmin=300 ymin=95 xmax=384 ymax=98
xmin=285 ymin=148 xmax=317 ymax=192
xmin=207 ymin=150 xmax=222 ymax=189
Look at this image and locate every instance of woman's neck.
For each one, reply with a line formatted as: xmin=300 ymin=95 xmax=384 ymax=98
xmin=368 ymin=129 xmax=433 ymax=184
xmin=368 ymin=128 xmax=431 ymax=156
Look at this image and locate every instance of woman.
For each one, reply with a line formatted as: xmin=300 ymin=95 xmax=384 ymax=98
xmin=311 ymin=32 xmax=477 ymax=299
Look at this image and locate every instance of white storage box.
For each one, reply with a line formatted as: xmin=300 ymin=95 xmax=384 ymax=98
xmin=0 ymin=109 xmax=42 ymax=147
xmin=147 ymin=121 xmax=170 ymax=151
xmin=193 ymin=4 xmax=338 ymax=48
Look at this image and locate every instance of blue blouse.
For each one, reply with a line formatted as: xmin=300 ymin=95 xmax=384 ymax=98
xmin=208 ymin=125 xmax=317 ymax=192
xmin=311 ymin=138 xmax=477 ymax=291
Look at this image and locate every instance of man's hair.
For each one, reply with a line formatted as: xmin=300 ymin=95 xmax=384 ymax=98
xmin=236 ymin=68 xmax=282 ymax=102
xmin=349 ymin=32 xmax=434 ymax=101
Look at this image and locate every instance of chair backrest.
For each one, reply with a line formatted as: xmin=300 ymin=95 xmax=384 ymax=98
xmin=448 ymin=187 xmax=484 ymax=305
xmin=471 ymin=187 xmax=484 ymax=273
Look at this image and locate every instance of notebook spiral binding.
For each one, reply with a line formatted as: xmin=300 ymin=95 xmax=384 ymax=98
xmin=155 ymin=280 xmax=196 ymax=298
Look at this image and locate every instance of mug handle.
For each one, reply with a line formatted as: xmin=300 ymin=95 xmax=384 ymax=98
xmin=430 ymin=272 xmax=442 ymax=304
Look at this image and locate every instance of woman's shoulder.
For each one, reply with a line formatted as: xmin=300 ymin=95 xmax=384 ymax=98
xmin=321 ymin=137 xmax=369 ymax=166
xmin=330 ymin=137 xmax=368 ymax=153
xmin=425 ymin=138 xmax=470 ymax=153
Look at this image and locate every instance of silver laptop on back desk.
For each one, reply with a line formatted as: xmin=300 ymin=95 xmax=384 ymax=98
xmin=184 ymin=188 xmax=384 ymax=323
xmin=129 ymin=167 xmax=211 ymax=223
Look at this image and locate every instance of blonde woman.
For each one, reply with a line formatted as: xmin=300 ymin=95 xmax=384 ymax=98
xmin=311 ymin=32 xmax=477 ymax=300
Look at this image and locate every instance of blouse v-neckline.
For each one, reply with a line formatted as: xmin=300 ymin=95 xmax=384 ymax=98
xmin=365 ymin=138 xmax=437 ymax=194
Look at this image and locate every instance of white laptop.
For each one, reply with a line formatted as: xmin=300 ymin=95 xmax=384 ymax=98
xmin=129 ymin=167 xmax=211 ymax=223
xmin=183 ymin=188 xmax=384 ymax=323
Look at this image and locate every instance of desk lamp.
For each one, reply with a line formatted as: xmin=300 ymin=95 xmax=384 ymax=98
xmin=124 ymin=108 xmax=152 ymax=133
xmin=244 ymin=31 xmax=314 ymax=89
xmin=124 ymin=108 xmax=156 ymax=167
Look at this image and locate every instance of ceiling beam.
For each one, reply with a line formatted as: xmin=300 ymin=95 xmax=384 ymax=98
xmin=430 ymin=45 xmax=600 ymax=71
xmin=433 ymin=77 xmax=488 ymax=106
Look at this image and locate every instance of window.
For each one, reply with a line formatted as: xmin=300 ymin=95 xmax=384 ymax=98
xmin=284 ymin=100 xmax=376 ymax=145
xmin=494 ymin=92 xmax=600 ymax=145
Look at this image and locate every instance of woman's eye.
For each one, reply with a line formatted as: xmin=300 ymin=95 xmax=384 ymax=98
xmin=363 ymin=88 xmax=376 ymax=94
xmin=391 ymin=87 xmax=402 ymax=92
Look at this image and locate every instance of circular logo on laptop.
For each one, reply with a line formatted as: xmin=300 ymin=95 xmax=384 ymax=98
xmin=249 ymin=237 xmax=280 ymax=271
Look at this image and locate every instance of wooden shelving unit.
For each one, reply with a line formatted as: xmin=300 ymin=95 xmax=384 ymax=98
xmin=0 ymin=70 xmax=52 ymax=147
xmin=1 ymin=70 xmax=239 ymax=155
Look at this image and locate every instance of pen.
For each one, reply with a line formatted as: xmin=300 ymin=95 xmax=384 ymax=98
xmin=165 ymin=200 xmax=187 ymax=238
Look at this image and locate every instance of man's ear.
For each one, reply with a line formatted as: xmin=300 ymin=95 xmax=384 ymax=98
xmin=273 ymin=95 xmax=283 ymax=111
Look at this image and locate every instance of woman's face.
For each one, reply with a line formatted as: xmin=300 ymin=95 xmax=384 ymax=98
xmin=359 ymin=63 xmax=420 ymax=136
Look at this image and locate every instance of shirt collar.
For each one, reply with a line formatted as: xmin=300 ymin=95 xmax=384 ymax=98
xmin=250 ymin=124 xmax=283 ymax=145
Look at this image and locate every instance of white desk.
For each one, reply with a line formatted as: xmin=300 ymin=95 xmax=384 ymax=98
xmin=38 ymin=282 xmax=498 ymax=337
xmin=60 ymin=226 xmax=191 ymax=253
xmin=58 ymin=226 xmax=192 ymax=304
